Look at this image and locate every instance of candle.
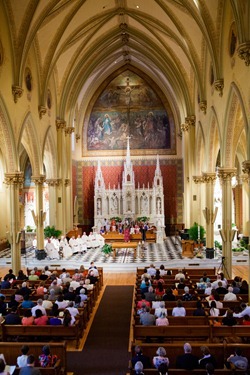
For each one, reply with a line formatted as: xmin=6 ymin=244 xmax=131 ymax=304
xmin=198 ymin=225 xmax=200 ymax=240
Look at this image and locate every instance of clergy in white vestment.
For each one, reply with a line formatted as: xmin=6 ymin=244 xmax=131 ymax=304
xmin=88 ymin=232 xmax=99 ymax=248
xmin=69 ymin=236 xmax=79 ymax=254
xmin=96 ymin=233 xmax=105 ymax=247
xmin=32 ymin=236 xmax=37 ymax=248
xmin=76 ymin=235 xmax=87 ymax=253
xmin=45 ymin=238 xmax=60 ymax=259
xmin=51 ymin=237 xmax=60 ymax=251
xmin=59 ymin=236 xmax=72 ymax=258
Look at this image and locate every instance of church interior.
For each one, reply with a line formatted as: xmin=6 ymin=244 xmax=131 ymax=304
xmin=0 ymin=1 xmax=250 ymax=374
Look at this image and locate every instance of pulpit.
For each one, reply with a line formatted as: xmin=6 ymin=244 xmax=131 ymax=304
xmin=181 ymin=240 xmax=194 ymax=258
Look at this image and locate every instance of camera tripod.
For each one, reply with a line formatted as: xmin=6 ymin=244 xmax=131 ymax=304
xmin=217 ymin=256 xmax=230 ymax=279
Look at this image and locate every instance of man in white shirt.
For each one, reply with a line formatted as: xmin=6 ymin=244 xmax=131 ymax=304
xmin=223 ymin=286 xmax=237 ymax=301
xmin=31 ymin=299 xmax=47 ymax=316
xmin=175 ymin=269 xmax=185 ymax=281
xmin=147 ymin=264 xmax=156 ymax=277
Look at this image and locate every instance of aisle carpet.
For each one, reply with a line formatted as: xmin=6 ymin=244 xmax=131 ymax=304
xmin=67 ymin=286 xmax=134 ymax=375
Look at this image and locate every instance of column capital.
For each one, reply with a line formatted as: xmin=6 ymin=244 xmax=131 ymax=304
xmin=242 ymin=160 xmax=250 ymax=175
xmin=12 ymin=85 xmax=23 ymax=103
xmin=214 ymin=79 xmax=224 ymax=97
xmin=199 ymin=101 xmax=207 ymax=114
xmin=31 ymin=175 xmax=46 ymax=185
xmin=65 ymin=127 xmax=75 ymax=135
xmin=239 ymin=174 xmax=249 ymax=184
xmin=56 ymin=119 xmax=66 ymax=131
xmin=237 ymin=42 xmax=250 ymax=66
xmin=64 ymin=178 xmax=70 ymax=187
xmin=4 ymin=172 xmax=24 ymax=185
xmin=38 ymin=105 xmax=47 ymax=119
xmin=217 ymin=167 xmax=237 ymax=181
xmin=202 ymin=172 xmax=217 ymax=183
xmin=75 ymin=133 xmax=81 ymax=142
xmin=192 ymin=175 xmax=204 ymax=184
xmin=45 ymin=178 xmax=61 ymax=187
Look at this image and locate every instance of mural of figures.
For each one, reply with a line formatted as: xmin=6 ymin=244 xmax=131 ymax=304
xmin=86 ymin=70 xmax=175 ymax=153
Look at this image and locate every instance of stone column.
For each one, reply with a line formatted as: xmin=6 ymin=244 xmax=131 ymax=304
xmin=181 ymin=116 xmax=196 ymax=228
xmin=239 ymin=174 xmax=249 ymax=236
xmin=65 ymin=127 xmax=74 ymax=232
xmin=202 ymin=173 xmax=217 ymax=251
xmin=217 ymin=167 xmax=237 ymax=278
xmin=192 ymin=175 xmax=204 ymax=226
xmin=45 ymin=179 xmax=61 ymax=228
xmin=56 ymin=119 xmax=67 ymax=234
xmin=242 ymin=160 xmax=250 ymax=305
xmin=31 ymin=175 xmax=46 ymax=253
xmin=4 ymin=172 xmax=24 ymax=274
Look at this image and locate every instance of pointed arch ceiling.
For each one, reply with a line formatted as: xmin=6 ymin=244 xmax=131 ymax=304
xmin=3 ymin=0 xmax=225 ymax=126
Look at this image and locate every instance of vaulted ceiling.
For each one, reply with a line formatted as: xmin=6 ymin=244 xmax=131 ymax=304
xmin=3 ymin=0 xmax=236 ymax=127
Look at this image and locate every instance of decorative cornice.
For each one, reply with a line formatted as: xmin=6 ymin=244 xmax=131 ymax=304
xmin=239 ymin=174 xmax=249 ymax=184
xmin=65 ymin=127 xmax=75 ymax=135
xmin=199 ymin=101 xmax=207 ymax=114
xmin=202 ymin=172 xmax=217 ymax=183
xmin=242 ymin=160 xmax=250 ymax=175
xmin=12 ymin=85 xmax=23 ymax=103
xmin=45 ymin=178 xmax=61 ymax=187
xmin=56 ymin=119 xmax=66 ymax=131
xmin=75 ymin=133 xmax=81 ymax=142
xmin=237 ymin=42 xmax=250 ymax=66
xmin=214 ymin=79 xmax=224 ymax=97
xmin=180 ymin=123 xmax=189 ymax=132
xmin=217 ymin=167 xmax=237 ymax=181
xmin=193 ymin=176 xmax=204 ymax=184
xmin=4 ymin=172 xmax=24 ymax=186
xmin=31 ymin=175 xmax=45 ymax=185
xmin=64 ymin=178 xmax=70 ymax=187
xmin=38 ymin=105 xmax=47 ymax=119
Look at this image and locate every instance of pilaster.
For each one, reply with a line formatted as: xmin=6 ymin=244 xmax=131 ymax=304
xmin=31 ymin=175 xmax=46 ymax=250
xmin=45 ymin=179 xmax=61 ymax=228
xmin=202 ymin=173 xmax=217 ymax=249
xmin=4 ymin=172 xmax=24 ymax=273
xmin=217 ymin=167 xmax=237 ymax=277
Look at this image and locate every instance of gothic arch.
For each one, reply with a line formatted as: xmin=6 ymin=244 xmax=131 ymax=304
xmin=0 ymin=96 xmax=18 ymax=172
xmin=223 ymin=83 xmax=248 ymax=167
xmin=206 ymin=108 xmax=221 ymax=172
xmin=17 ymin=112 xmax=42 ymax=176
xmin=42 ymin=126 xmax=57 ymax=179
xmin=196 ymin=121 xmax=205 ymax=174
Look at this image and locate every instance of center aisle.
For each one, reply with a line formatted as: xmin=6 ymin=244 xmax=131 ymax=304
xmin=67 ymin=285 xmax=134 ymax=375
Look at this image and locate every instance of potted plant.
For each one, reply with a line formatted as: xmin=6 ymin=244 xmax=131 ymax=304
xmin=136 ymin=216 xmax=149 ymax=223
xmin=44 ymin=225 xmax=62 ymax=239
xmin=101 ymin=243 xmax=112 ymax=256
xmin=26 ymin=225 xmax=33 ymax=232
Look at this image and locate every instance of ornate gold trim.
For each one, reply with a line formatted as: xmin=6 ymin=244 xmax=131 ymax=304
xmin=214 ymin=79 xmax=224 ymax=97
xmin=199 ymin=101 xmax=207 ymax=114
xmin=202 ymin=172 xmax=217 ymax=183
xmin=38 ymin=105 xmax=47 ymax=119
xmin=185 ymin=115 xmax=196 ymax=127
xmin=4 ymin=172 xmax=24 ymax=185
xmin=56 ymin=119 xmax=66 ymax=131
xmin=65 ymin=127 xmax=75 ymax=135
xmin=31 ymin=175 xmax=46 ymax=185
xmin=217 ymin=167 xmax=236 ymax=181
xmin=237 ymin=42 xmax=250 ymax=66
xmin=64 ymin=178 xmax=70 ymax=187
xmin=242 ymin=160 xmax=250 ymax=175
xmin=45 ymin=178 xmax=61 ymax=187
xmin=75 ymin=133 xmax=81 ymax=142
xmin=193 ymin=176 xmax=204 ymax=184
xmin=12 ymin=85 xmax=23 ymax=103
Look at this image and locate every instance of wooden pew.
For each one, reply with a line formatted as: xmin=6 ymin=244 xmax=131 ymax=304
xmin=133 ymin=324 xmax=210 ymax=342
xmin=129 ymin=369 xmax=233 ymax=375
xmin=1 ymin=320 xmax=82 ymax=349
xmin=134 ymin=316 xmax=208 ymax=326
xmin=0 ymin=341 xmax=67 ymax=375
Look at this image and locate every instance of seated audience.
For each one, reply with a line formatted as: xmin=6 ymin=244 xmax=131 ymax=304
xmin=162 ymin=288 xmax=176 ymax=301
xmin=222 ymin=309 xmax=237 ymax=326
xmin=144 ymin=286 xmax=155 ymax=302
xmin=223 ymin=286 xmax=237 ymax=301
xmin=134 ymin=361 xmax=144 ymax=375
xmin=147 ymin=264 xmax=156 ymax=277
xmin=36 ymin=282 xmax=47 ymax=296
xmin=22 ymin=309 xmax=34 ymax=326
xmin=198 ymin=346 xmax=216 ymax=368
xmin=140 ymin=306 xmax=156 ymax=326
xmin=31 ymin=299 xmax=47 ymax=317
xmin=206 ymin=362 xmax=215 ymax=375
xmin=49 ymin=310 xmax=62 ymax=326
xmin=182 ymin=286 xmax=193 ymax=301
xmin=42 ymin=295 xmax=53 ymax=310
xmin=176 ymin=342 xmax=199 ymax=370
xmin=226 ymin=347 xmax=248 ymax=371
xmin=5 ymin=306 xmax=21 ymax=324
xmin=193 ymin=301 xmax=206 ymax=316
xmin=209 ymin=301 xmax=220 ymax=317
xmin=39 ymin=345 xmax=58 ymax=368
xmin=17 ymin=345 xmax=30 ymax=368
xmin=20 ymin=354 xmax=41 ymax=375
xmin=131 ymin=345 xmax=151 ymax=369
xmin=153 ymin=347 xmax=169 ymax=369
xmin=155 ymin=301 xmax=167 ymax=318
xmin=156 ymin=312 xmax=169 ymax=326
xmin=0 ymin=358 xmax=9 ymax=375
xmin=34 ymin=309 xmax=48 ymax=325
xmin=175 ymin=269 xmax=185 ymax=281
xmin=21 ymin=295 xmax=35 ymax=308
xmin=155 ymin=282 xmax=165 ymax=297
xmin=157 ymin=362 xmax=168 ymax=375
xmin=172 ymin=299 xmax=186 ymax=316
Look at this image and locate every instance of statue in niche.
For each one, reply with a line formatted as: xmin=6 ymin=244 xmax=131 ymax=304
xmin=110 ymin=195 xmax=118 ymax=214
xmin=157 ymin=197 xmax=162 ymax=214
xmin=141 ymin=195 xmax=148 ymax=214
xmin=97 ymin=198 xmax=102 ymax=215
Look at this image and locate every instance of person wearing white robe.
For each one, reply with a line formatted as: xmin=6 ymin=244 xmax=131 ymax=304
xmin=69 ymin=236 xmax=79 ymax=254
xmin=88 ymin=232 xmax=98 ymax=248
xmin=76 ymin=235 xmax=86 ymax=253
xmin=59 ymin=236 xmax=72 ymax=258
xmin=96 ymin=233 xmax=105 ymax=247
xmin=45 ymin=238 xmax=60 ymax=260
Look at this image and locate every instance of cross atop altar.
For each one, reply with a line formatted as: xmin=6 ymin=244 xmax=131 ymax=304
xmin=94 ymin=138 xmax=165 ymax=240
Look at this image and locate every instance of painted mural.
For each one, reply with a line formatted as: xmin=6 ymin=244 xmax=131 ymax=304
xmin=86 ymin=70 xmax=175 ymax=152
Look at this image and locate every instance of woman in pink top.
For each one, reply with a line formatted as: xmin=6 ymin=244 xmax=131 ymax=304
xmin=34 ymin=309 xmax=49 ymax=325
xmin=22 ymin=310 xmax=34 ymax=325
xmin=156 ymin=312 xmax=169 ymax=326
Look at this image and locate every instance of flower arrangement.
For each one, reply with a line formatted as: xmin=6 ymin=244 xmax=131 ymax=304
xmin=136 ymin=216 xmax=149 ymax=223
xmin=110 ymin=216 xmax=122 ymax=223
